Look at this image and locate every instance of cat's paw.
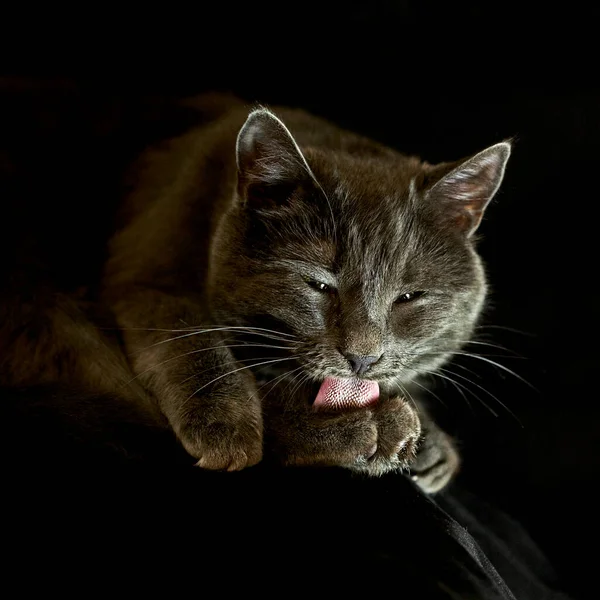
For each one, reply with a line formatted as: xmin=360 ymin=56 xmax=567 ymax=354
xmin=349 ymin=397 xmax=421 ymax=476
xmin=280 ymin=410 xmax=380 ymax=467
xmin=264 ymin=393 xmax=420 ymax=471
xmin=409 ymin=426 xmax=460 ymax=494
xmin=176 ymin=401 xmax=263 ymax=471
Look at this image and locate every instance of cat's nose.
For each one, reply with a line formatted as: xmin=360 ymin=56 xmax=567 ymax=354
xmin=343 ymin=353 xmax=382 ymax=376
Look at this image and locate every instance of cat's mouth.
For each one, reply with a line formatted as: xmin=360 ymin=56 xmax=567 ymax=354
xmin=313 ymin=376 xmax=379 ymax=411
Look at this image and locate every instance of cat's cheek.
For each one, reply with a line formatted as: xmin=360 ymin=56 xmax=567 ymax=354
xmin=390 ymin=304 xmax=452 ymax=342
xmin=268 ymin=300 xmax=328 ymax=334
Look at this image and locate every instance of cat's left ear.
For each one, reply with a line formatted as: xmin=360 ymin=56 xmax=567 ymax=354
xmin=236 ymin=107 xmax=309 ymax=209
xmin=425 ymin=142 xmax=511 ymax=236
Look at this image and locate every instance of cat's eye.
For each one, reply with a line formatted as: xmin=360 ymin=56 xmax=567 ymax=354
xmin=307 ymin=280 xmax=331 ymax=292
xmin=395 ymin=291 xmax=425 ymax=304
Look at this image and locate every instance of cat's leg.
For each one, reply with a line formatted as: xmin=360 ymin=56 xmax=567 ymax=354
xmin=107 ymin=287 xmax=262 ymax=471
xmin=408 ymin=410 xmax=461 ymax=494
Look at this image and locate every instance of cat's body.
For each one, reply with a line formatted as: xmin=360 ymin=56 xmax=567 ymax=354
xmin=1 ymin=93 xmax=510 ymax=492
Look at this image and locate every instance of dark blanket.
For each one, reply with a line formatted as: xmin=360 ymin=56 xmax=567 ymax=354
xmin=1 ymin=388 xmax=572 ymax=599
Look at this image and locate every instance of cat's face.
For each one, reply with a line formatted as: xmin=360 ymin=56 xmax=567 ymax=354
xmin=210 ymin=109 xmax=510 ymax=399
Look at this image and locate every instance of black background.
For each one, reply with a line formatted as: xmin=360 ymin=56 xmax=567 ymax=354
xmin=2 ymin=3 xmax=598 ymax=597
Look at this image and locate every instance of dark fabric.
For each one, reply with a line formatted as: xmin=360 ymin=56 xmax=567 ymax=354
xmin=1 ymin=387 xmax=572 ymax=599
xmin=437 ymin=487 xmax=573 ymax=599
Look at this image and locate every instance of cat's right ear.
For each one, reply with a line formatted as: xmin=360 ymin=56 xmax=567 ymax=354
xmin=236 ymin=108 xmax=308 ymax=209
xmin=423 ymin=142 xmax=511 ymax=237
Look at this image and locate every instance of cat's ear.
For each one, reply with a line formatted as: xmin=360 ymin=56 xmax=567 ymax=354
xmin=425 ymin=142 xmax=511 ymax=236
xmin=236 ymin=108 xmax=309 ymax=208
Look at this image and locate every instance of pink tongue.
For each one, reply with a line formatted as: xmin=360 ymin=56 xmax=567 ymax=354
xmin=314 ymin=377 xmax=380 ymax=410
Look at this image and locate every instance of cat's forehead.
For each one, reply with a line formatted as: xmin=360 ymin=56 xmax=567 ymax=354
xmin=318 ymin=150 xmax=421 ymax=194
xmin=309 ymin=150 xmax=422 ymax=217
xmin=314 ymin=166 xmax=470 ymax=289
xmin=324 ymin=159 xmax=425 ymax=246
xmin=271 ymin=150 xmax=448 ymax=281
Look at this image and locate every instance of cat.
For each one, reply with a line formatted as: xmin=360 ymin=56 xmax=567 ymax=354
xmin=96 ymin=93 xmax=510 ymax=493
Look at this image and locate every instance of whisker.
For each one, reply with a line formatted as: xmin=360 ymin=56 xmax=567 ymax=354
xmin=439 ymin=367 xmax=523 ymax=427
xmin=117 ymin=325 xmax=298 ymax=337
xmin=475 ymin=324 xmax=535 ymax=337
xmin=291 ymin=135 xmax=337 ymax=244
xmin=123 ymin=343 xmax=295 ymax=387
xmin=447 ymin=352 xmax=536 ymax=391
xmin=257 ymin=366 xmax=305 ymax=402
xmin=396 ymin=380 xmax=418 ymax=412
xmin=412 ymin=367 xmax=477 ymax=415
xmin=409 ymin=350 xmax=535 ymax=391
xmin=450 ymin=362 xmax=482 ymax=380
xmin=407 ymin=378 xmax=448 ymax=409
xmin=435 ymin=370 xmax=489 ymax=415
xmin=130 ymin=327 xmax=299 ymax=354
xmin=178 ymin=355 xmax=294 ymax=388
xmin=186 ymin=357 xmax=297 ymax=401
xmin=451 ymin=339 xmax=523 ymax=356
xmin=288 ymin=371 xmax=314 ymax=400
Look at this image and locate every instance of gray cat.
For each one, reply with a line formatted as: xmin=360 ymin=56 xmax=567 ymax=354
xmin=101 ymin=94 xmax=510 ymax=493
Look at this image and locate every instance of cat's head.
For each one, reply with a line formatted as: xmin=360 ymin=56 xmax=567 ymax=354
xmin=209 ymin=107 xmax=510 ymax=400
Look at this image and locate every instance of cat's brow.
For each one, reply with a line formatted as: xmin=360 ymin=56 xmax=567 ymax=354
xmin=269 ymin=259 xmax=336 ymax=283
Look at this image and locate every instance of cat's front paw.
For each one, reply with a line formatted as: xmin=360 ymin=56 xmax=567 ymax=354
xmin=176 ymin=398 xmax=263 ymax=471
xmin=409 ymin=425 xmax=460 ymax=494
xmin=349 ymin=397 xmax=421 ymax=476
xmin=276 ymin=409 xmax=380 ymax=467
xmin=264 ymin=392 xmax=420 ymax=472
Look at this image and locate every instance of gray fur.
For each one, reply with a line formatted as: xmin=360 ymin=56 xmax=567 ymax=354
xmin=100 ymin=94 xmax=510 ymax=484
